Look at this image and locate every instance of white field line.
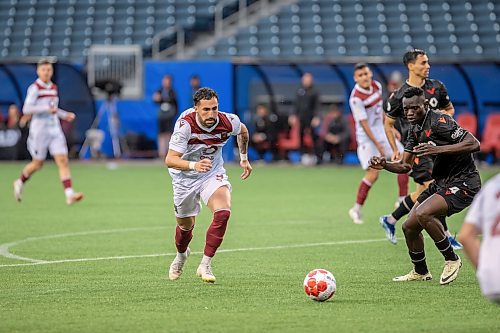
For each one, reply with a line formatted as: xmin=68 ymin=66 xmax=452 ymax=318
xmin=0 ymin=226 xmax=168 ymax=264
xmin=0 ymin=236 xmax=393 ymax=268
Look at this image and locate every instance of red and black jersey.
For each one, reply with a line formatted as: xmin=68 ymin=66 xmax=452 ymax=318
xmin=384 ymin=79 xmax=451 ymax=144
xmin=405 ymin=110 xmax=479 ymax=186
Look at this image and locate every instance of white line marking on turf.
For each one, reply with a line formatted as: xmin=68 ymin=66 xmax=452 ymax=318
xmin=0 ymin=237 xmax=392 ymax=268
xmin=0 ymin=226 xmax=168 ymax=264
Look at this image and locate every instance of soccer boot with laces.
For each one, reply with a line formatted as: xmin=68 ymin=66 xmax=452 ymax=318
xmin=197 ymin=263 xmax=216 ymax=283
xmin=168 ymin=248 xmax=190 ymax=280
xmin=13 ymin=179 xmax=23 ymax=202
xmin=380 ymin=215 xmax=397 ymax=245
xmin=440 ymin=256 xmax=462 ymax=285
xmin=348 ymin=208 xmax=363 ymax=224
xmin=392 ymin=269 xmax=432 ymax=282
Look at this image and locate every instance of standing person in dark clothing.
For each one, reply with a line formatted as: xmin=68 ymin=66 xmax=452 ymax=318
xmin=153 ymin=74 xmax=178 ymax=158
xmin=380 ymin=49 xmax=461 ymax=249
xmin=295 ymin=72 xmax=320 ymax=163
xmin=370 ymin=87 xmax=481 ymax=285
xmin=250 ymin=104 xmax=278 ymax=160
xmin=318 ymin=105 xmax=350 ymax=164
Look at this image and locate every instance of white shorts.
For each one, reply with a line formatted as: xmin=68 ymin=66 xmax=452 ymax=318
xmin=172 ymin=171 xmax=231 ymax=218
xmin=28 ymin=129 xmax=68 ymax=160
xmin=357 ymin=137 xmax=403 ymax=170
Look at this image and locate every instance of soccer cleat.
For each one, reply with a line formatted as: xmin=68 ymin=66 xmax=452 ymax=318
xmin=392 ymin=269 xmax=432 ymax=282
xmin=66 ymin=192 xmax=84 ymax=205
xmin=440 ymin=256 xmax=462 ymax=285
xmin=196 ymin=263 xmax=216 ymax=283
xmin=168 ymin=248 xmax=190 ymax=280
xmin=13 ymin=180 xmax=23 ymax=202
xmin=348 ymin=208 xmax=363 ymax=224
xmin=448 ymin=235 xmax=463 ymax=250
xmin=379 ymin=215 xmax=397 ymax=245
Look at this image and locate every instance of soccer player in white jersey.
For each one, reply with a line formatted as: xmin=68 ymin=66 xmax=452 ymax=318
xmin=12 ymin=59 xmax=83 ymax=205
xmin=459 ymin=174 xmax=500 ymax=304
xmin=165 ymin=87 xmax=252 ymax=283
xmin=348 ymin=63 xmax=406 ymax=225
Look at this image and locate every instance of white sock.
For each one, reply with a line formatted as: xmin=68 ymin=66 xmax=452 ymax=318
xmin=65 ymin=188 xmax=74 ymax=197
xmin=398 ymin=196 xmax=405 ymax=203
xmin=445 ymin=230 xmax=452 ymax=237
xmin=353 ymin=203 xmax=362 ymax=212
xmin=201 ymin=255 xmax=212 ymax=265
xmin=176 ymin=250 xmax=189 ymax=260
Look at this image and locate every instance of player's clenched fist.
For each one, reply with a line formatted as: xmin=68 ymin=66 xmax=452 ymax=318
xmin=368 ymin=156 xmax=386 ymax=170
xmin=195 ymin=159 xmax=212 ymax=173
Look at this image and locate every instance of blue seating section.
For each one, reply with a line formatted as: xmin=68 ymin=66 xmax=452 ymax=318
xmin=198 ymin=0 xmax=499 ymax=59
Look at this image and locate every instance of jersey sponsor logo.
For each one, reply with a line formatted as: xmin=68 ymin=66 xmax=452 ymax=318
xmin=428 ymin=97 xmax=438 ymax=108
xmin=438 ymin=117 xmax=446 ymax=124
xmin=451 ymin=127 xmax=464 ymax=139
xmin=426 ymin=88 xmax=435 ymax=94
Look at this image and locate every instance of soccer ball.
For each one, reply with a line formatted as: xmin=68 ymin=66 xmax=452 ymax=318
xmin=303 ymin=269 xmax=337 ymax=302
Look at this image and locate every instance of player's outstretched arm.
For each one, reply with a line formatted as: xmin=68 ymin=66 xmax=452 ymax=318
xmin=56 ymin=108 xmax=76 ymax=122
xmin=369 ymin=151 xmax=413 ymax=174
xmin=237 ymin=123 xmax=252 ymax=180
xmin=412 ymin=132 xmax=480 ymax=157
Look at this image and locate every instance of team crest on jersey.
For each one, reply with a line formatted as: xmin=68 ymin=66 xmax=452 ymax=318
xmin=220 ymin=132 xmax=228 ymax=140
xmin=428 ymin=97 xmax=438 ymax=108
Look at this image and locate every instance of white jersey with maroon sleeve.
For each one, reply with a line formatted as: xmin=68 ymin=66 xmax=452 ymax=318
xmin=349 ymin=80 xmax=386 ymax=145
xmin=464 ymin=174 xmax=500 ymax=300
xmin=168 ymin=108 xmax=241 ymax=180
xmin=23 ymin=79 xmax=63 ymax=135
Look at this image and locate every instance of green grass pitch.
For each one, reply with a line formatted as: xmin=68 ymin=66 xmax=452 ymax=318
xmin=1 ymin=162 xmax=499 ymax=332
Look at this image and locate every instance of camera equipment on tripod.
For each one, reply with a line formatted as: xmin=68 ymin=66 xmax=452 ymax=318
xmin=94 ymin=79 xmax=123 ymax=99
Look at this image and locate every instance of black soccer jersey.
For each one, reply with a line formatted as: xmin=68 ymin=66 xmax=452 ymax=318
xmin=405 ymin=110 xmax=479 ymax=185
xmin=384 ymin=79 xmax=451 ymax=144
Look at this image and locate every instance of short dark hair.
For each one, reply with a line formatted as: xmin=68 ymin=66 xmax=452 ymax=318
xmin=403 ymin=49 xmax=427 ymax=67
xmin=354 ymin=62 xmax=369 ymax=72
xmin=37 ymin=58 xmax=53 ymax=67
xmin=403 ymin=86 xmax=425 ymax=99
xmin=193 ymin=87 xmax=218 ymax=106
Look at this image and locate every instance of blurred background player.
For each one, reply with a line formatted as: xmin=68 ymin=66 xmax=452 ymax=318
xmin=250 ymin=103 xmax=278 ymax=160
xmin=370 ymin=87 xmax=480 ymax=284
xmin=294 ymin=72 xmax=320 ymax=164
xmin=381 ymin=49 xmax=461 ymax=248
xmin=459 ymin=174 xmax=500 ymax=304
xmin=165 ymin=87 xmax=252 ymax=283
xmin=348 ymin=63 xmax=406 ymax=225
xmin=12 ymin=59 xmax=83 ymax=205
xmin=317 ymin=104 xmax=350 ymax=165
xmin=153 ymin=74 xmax=178 ymax=158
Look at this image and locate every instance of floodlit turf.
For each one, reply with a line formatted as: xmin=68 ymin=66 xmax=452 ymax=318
xmin=1 ymin=161 xmax=499 ymax=333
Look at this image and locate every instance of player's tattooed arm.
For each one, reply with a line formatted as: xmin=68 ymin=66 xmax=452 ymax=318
xmin=237 ymin=123 xmax=249 ymax=154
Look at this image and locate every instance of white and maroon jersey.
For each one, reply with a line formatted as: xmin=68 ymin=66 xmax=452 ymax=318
xmin=349 ymin=80 xmax=385 ymax=144
xmin=23 ymin=79 xmax=63 ymax=134
xmin=464 ymin=173 xmax=500 ymax=297
xmin=168 ymin=108 xmax=241 ymax=179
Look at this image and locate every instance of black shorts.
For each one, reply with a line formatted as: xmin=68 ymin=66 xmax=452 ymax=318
xmin=158 ymin=117 xmax=174 ymax=134
xmin=410 ymin=156 xmax=433 ymax=185
xmin=416 ymin=173 xmax=481 ymax=216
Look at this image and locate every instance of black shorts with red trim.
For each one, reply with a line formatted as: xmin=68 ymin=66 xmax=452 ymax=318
xmin=416 ymin=173 xmax=481 ymax=216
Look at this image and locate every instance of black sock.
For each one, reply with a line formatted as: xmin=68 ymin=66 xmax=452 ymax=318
xmin=409 ymin=251 xmax=429 ymax=275
xmin=438 ymin=215 xmax=448 ymax=232
xmin=391 ymin=195 xmax=415 ymax=221
xmin=435 ymin=237 xmax=459 ymax=261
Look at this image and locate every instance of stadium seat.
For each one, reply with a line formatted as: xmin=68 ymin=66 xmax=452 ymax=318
xmin=456 ymin=112 xmax=477 ymax=136
xmin=480 ymin=113 xmax=500 ymax=158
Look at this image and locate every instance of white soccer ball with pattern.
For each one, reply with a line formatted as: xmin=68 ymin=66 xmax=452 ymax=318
xmin=303 ymin=269 xmax=337 ymax=302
